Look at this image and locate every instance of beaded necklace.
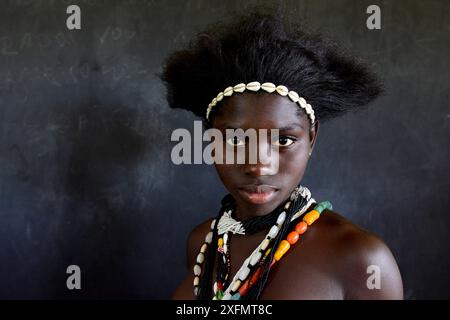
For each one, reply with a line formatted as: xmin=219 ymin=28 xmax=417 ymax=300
xmin=193 ymin=185 xmax=332 ymax=300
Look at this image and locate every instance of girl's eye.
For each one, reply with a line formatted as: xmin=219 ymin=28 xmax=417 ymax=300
xmin=273 ymin=136 xmax=295 ymax=147
xmin=226 ymin=136 xmax=245 ymax=146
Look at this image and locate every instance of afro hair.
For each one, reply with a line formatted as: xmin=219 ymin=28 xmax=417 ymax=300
xmin=159 ymin=5 xmax=384 ymax=124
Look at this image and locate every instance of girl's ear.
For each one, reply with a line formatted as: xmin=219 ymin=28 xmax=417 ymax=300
xmin=309 ymin=120 xmax=320 ymax=152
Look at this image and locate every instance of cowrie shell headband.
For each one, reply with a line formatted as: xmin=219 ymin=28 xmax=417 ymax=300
xmin=206 ymin=81 xmax=315 ymax=124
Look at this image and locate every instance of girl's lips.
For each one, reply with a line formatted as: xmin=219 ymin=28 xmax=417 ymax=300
xmin=237 ymin=185 xmax=278 ymax=204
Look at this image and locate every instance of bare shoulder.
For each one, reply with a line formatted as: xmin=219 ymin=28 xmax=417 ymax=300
xmin=311 ymin=209 xmax=404 ymax=299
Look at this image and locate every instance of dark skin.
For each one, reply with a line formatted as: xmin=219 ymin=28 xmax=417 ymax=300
xmin=172 ymin=92 xmax=403 ymax=299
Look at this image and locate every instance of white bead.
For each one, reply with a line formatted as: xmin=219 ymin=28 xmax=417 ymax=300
xmin=276 ymin=211 xmax=286 ymax=226
xmin=268 ymin=225 xmax=279 ymax=238
xmin=233 ymin=83 xmax=246 ymax=93
xmin=261 ymin=82 xmax=276 ymax=93
xmin=246 ymin=81 xmax=261 ymax=91
xmin=196 ymin=253 xmax=205 ymax=264
xmin=250 ymin=251 xmax=262 ymax=266
xmin=216 ymin=92 xmax=224 ymax=102
xmin=200 ymin=243 xmax=207 ymax=253
xmin=223 ymin=86 xmax=234 ymax=96
xmin=213 ymin=281 xmax=218 ymax=294
xmin=210 ymin=219 xmax=216 ymax=230
xmin=276 ymin=85 xmax=289 ymax=96
xmin=193 ymin=264 xmax=201 ymax=276
xmin=194 ymin=287 xmax=199 ymax=295
xmin=223 ymin=232 xmax=228 ymax=243
xmin=261 ymin=238 xmax=270 ymax=250
xmin=288 ymin=91 xmax=299 ymax=103
xmin=238 ymin=266 xmax=251 ymax=281
xmin=223 ymin=292 xmax=232 ymax=300
xmin=193 ymin=276 xmax=199 ymax=286
xmin=205 ymin=231 xmax=213 ymax=244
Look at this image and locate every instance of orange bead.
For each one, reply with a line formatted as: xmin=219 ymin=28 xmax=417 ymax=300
xmin=250 ymin=267 xmax=262 ymax=285
xmin=295 ymin=221 xmax=308 ymax=234
xmin=286 ymin=231 xmax=299 ymax=244
xmin=238 ymin=279 xmax=250 ymax=296
xmin=303 ymin=210 xmax=320 ymax=225
xmin=274 ymin=240 xmax=290 ymax=261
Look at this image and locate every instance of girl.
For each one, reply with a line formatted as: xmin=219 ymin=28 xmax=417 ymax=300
xmin=160 ymin=7 xmax=403 ymax=300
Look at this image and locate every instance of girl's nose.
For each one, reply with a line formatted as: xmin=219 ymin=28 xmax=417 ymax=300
xmin=243 ymin=142 xmax=279 ymax=176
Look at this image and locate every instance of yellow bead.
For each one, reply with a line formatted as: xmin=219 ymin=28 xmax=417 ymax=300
xmin=218 ymin=238 xmax=223 ymax=247
xmin=274 ymin=240 xmax=291 ymax=261
xmin=231 ymin=280 xmax=242 ymax=292
xmin=303 ymin=210 xmax=320 ymax=225
xmin=264 ymin=248 xmax=272 ymax=257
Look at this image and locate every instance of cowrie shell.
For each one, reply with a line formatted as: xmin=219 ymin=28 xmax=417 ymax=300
xmin=233 ymin=83 xmax=246 ymax=92
xmin=288 ymin=91 xmax=299 ymax=103
xmin=193 ymin=264 xmax=201 ymax=276
xmin=196 ymin=253 xmax=204 ymax=264
xmin=205 ymin=231 xmax=213 ymax=244
xmin=223 ymin=86 xmax=234 ymax=96
xmin=216 ymin=92 xmax=224 ymax=102
xmin=305 ymin=105 xmax=312 ymax=114
xmin=246 ymin=81 xmax=261 ymax=91
xmin=211 ymin=98 xmax=217 ymax=106
xmin=261 ymin=82 xmax=276 ymax=93
xmin=276 ymin=85 xmax=289 ymax=96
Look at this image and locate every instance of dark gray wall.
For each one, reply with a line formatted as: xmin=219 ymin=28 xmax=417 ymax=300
xmin=0 ymin=0 xmax=449 ymax=299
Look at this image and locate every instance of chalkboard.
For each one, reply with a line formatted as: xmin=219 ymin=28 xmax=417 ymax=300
xmin=0 ymin=0 xmax=449 ymax=299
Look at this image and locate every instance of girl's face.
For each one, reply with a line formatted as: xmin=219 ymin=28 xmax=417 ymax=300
xmin=211 ymin=92 xmax=319 ymax=219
